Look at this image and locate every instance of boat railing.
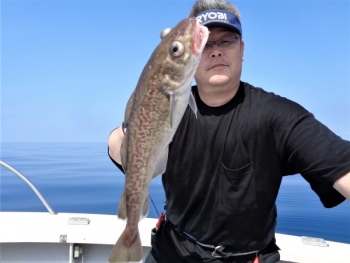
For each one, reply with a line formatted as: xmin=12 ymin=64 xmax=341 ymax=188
xmin=0 ymin=160 xmax=57 ymax=215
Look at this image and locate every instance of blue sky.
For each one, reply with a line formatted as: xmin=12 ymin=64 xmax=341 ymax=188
xmin=1 ymin=0 xmax=349 ymax=142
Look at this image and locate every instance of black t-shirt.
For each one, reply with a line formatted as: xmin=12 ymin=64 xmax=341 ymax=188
xmin=156 ymin=82 xmax=350 ymax=259
xmin=110 ymin=81 xmax=350 ymax=261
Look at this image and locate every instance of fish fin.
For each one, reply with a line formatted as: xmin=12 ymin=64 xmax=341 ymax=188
xmin=153 ymin=146 xmax=168 ymax=178
xmin=163 ymin=90 xmax=176 ymax=127
xmin=189 ymin=91 xmax=198 ymax=118
xmin=169 ymin=91 xmax=175 ymax=128
xmin=140 ymin=194 xmax=150 ymax=221
xmin=120 ymin=90 xmax=135 ymax=171
xmin=117 ymin=190 xmax=149 ymax=222
xmin=117 ymin=189 xmax=127 ymax=221
xmin=108 ymin=230 xmax=142 ymax=263
xmin=118 ymin=145 xmax=165 ymax=221
xmin=138 ymin=147 xmax=169 ymax=221
xmin=124 ymin=89 xmax=136 ymax=127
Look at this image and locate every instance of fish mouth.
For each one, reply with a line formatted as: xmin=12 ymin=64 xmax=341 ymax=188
xmin=192 ymin=19 xmax=209 ymax=55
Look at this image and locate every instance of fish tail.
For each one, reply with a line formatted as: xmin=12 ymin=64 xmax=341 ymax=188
xmin=108 ymin=229 xmax=142 ymax=263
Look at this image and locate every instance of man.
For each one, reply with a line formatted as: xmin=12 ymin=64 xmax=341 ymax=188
xmin=108 ymin=0 xmax=350 ymax=262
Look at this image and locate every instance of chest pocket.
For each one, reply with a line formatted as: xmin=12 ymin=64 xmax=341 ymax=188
xmin=217 ymin=162 xmax=257 ymax=215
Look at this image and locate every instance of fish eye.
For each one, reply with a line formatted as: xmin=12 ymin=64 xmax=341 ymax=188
xmin=169 ymin=41 xmax=184 ymax=57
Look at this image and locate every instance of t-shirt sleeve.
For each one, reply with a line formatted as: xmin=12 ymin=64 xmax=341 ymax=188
xmin=107 ymin=146 xmax=125 ymax=173
xmin=269 ymin=96 xmax=350 ymax=207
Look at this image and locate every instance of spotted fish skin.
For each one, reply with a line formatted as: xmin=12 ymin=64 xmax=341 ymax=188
xmin=108 ymin=17 xmax=208 ymax=263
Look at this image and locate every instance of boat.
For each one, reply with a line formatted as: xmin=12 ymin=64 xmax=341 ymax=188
xmin=1 ymin=160 xmax=349 ymax=263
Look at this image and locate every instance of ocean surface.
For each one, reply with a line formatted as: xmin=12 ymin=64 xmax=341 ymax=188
xmin=1 ymin=142 xmax=349 ymax=244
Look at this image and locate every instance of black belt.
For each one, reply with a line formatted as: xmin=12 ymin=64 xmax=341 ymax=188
xmin=173 ymin=225 xmax=260 ymax=258
xmin=151 ymin=216 xmax=280 ymax=262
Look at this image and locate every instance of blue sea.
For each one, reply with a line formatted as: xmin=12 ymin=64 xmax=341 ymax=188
xmin=1 ymin=142 xmax=349 ymax=244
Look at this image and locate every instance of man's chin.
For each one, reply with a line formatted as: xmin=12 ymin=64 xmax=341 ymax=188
xmin=208 ymin=75 xmax=230 ymax=86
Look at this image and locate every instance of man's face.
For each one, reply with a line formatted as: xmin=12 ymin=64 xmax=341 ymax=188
xmin=194 ymin=27 xmax=244 ymax=88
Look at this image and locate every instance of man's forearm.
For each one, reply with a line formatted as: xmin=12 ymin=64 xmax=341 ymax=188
xmin=333 ymin=171 xmax=350 ymax=200
xmin=108 ymin=126 xmax=124 ymax=165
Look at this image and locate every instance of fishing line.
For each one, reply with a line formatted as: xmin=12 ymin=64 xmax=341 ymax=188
xmin=149 ymin=194 xmax=159 ymax=217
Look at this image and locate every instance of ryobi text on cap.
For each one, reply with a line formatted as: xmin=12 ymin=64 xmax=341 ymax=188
xmin=196 ymin=11 xmax=228 ymax=24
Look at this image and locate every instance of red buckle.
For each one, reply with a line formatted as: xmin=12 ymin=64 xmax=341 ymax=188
xmin=156 ymin=212 xmax=164 ymax=229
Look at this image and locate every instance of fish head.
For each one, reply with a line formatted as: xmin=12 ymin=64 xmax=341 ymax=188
xmin=163 ymin=17 xmax=209 ymax=58
xmin=149 ymin=17 xmax=209 ymax=93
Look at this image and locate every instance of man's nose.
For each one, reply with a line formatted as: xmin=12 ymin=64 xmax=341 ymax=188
xmin=210 ymin=44 xmax=222 ymax=57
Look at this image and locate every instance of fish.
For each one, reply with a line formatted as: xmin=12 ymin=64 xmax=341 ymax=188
xmin=108 ymin=17 xmax=209 ymax=263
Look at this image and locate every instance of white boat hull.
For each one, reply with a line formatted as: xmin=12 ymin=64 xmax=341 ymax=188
xmin=0 ymin=212 xmax=349 ymax=263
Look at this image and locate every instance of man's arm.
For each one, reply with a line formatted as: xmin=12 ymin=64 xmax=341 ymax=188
xmin=333 ymin=171 xmax=350 ymax=200
xmin=108 ymin=126 xmax=124 ymax=165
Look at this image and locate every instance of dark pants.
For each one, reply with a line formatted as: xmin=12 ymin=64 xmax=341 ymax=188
xmin=144 ymin=251 xmax=157 ymax=263
xmin=144 ymin=250 xmax=281 ymax=263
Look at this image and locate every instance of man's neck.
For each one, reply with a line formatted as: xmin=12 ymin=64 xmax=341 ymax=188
xmin=197 ymin=80 xmax=240 ymax=107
